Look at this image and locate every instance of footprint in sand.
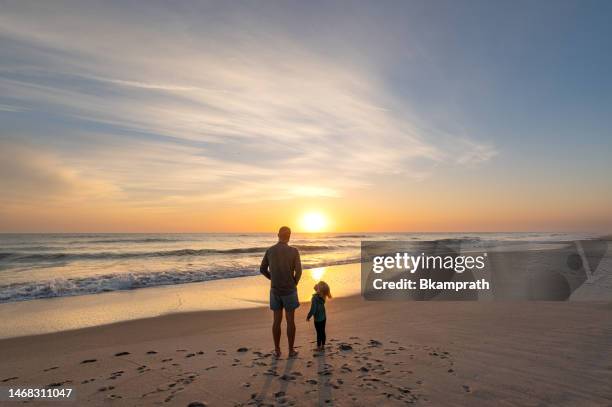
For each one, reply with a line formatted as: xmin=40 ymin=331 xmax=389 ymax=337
xmin=147 ymin=350 xmax=158 ymax=355
xmin=338 ymin=343 xmax=353 ymax=351
xmin=114 ymin=351 xmax=130 ymax=356
xmin=318 ymin=369 xmax=333 ymax=376
xmin=108 ymin=370 xmax=124 ymax=380
xmin=80 ymin=359 xmax=97 ymax=364
xmin=43 ymin=366 xmax=59 ymax=372
xmin=48 ymin=381 xmax=71 ymax=387
xmin=263 ymin=368 xmax=279 ymax=377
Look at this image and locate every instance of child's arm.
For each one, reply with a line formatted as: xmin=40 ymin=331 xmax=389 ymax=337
xmin=307 ymin=299 xmax=317 ymax=321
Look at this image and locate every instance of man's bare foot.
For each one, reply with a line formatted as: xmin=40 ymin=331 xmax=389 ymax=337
xmin=288 ymin=350 xmax=298 ymax=358
xmin=273 ymin=349 xmax=282 ymax=359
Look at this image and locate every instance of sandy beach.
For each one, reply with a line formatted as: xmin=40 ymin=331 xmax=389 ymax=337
xmin=1 ymin=289 xmax=611 ymax=406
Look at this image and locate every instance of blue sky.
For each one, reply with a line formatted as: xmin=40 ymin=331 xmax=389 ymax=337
xmin=0 ymin=0 xmax=610 ymax=232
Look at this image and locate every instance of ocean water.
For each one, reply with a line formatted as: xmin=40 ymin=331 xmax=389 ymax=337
xmin=0 ymin=232 xmax=593 ymax=303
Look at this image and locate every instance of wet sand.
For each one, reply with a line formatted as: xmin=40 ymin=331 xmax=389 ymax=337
xmin=0 ymin=264 xmax=361 ymax=339
xmin=1 ymin=296 xmax=611 ymax=406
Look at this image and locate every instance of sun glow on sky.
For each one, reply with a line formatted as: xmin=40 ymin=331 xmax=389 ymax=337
xmin=300 ymin=212 xmax=328 ymax=232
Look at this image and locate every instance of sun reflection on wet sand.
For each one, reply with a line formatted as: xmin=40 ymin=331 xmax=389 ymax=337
xmin=310 ymin=267 xmax=326 ymax=281
xmin=0 ymin=263 xmax=362 ymax=338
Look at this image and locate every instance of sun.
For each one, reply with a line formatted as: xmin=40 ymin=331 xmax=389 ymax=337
xmin=300 ymin=212 xmax=328 ymax=233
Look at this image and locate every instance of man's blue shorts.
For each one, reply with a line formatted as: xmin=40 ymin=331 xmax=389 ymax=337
xmin=270 ymin=290 xmax=300 ymax=311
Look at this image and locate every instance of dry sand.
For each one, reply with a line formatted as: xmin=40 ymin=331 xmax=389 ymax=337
xmin=1 ymin=296 xmax=611 ymax=406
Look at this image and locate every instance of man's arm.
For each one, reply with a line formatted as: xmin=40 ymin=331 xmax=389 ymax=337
xmin=293 ymin=249 xmax=302 ymax=284
xmin=260 ymin=251 xmax=271 ymax=280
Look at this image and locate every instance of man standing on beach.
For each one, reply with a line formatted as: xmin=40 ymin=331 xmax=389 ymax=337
xmin=260 ymin=226 xmax=302 ymax=358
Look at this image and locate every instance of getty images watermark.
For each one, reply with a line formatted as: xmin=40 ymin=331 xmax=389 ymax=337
xmin=361 ymin=238 xmax=610 ymax=301
xmin=371 ymin=251 xmax=490 ymax=291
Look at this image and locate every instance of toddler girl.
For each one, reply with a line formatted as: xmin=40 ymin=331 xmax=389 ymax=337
xmin=306 ymin=281 xmax=332 ymax=351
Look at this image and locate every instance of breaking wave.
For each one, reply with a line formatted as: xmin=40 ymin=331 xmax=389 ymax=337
xmin=0 ymin=244 xmax=348 ymax=263
xmin=0 ymin=257 xmax=360 ymax=303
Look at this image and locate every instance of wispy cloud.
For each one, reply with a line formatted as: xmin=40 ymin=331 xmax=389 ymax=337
xmin=0 ymin=103 xmax=27 ymax=112
xmin=0 ymin=141 xmax=119 ymax=207
xmin=0 ymin=2 xmax=496 ymax=208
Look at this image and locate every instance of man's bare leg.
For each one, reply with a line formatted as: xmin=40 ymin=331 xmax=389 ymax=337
xmin=286 ymin=309 xmax=297 ymax=357
xmin=272 ymin=309 xmax=283 ymax=358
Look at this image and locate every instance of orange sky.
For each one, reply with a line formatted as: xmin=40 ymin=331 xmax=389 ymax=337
xmin=1 ymin=178 xmax=610 ymax=233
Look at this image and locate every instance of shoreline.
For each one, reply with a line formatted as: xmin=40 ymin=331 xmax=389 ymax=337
xmin=0 ymin=263 xmax=363 ymax=339
xmin=3 ymin=240 xmax=612 ymax=339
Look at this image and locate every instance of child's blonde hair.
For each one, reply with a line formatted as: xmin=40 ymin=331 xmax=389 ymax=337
xmin=315 ymin=281 xmax=332 ymax=299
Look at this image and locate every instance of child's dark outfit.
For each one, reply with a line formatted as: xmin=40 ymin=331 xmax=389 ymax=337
xmin=307 ymin=293 xmax=327 ymax=347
